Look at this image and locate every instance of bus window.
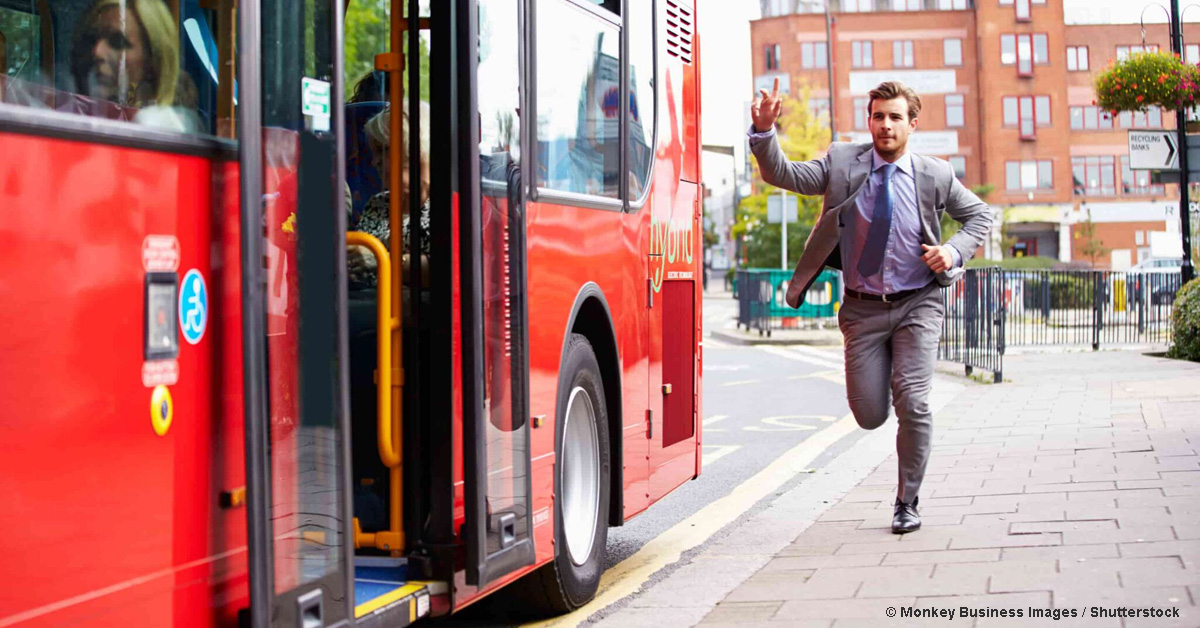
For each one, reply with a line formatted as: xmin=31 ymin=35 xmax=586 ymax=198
xmin=0 ymin=0 xmax=236 ymax=138
xmin=0 ymin=4 xmax=42 ymax=86
xmin=535 ymin=0 xmax=621 ymax=199
xmin=627 ymin=0 xmax=655 ymax=203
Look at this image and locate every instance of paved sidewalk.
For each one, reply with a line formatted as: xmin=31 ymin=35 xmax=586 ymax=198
xmin=698 ymin=350 xmax=1200 ymax=628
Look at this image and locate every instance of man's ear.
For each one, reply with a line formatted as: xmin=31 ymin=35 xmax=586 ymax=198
xmin=909 ymin=115 xmax=919 ymax=131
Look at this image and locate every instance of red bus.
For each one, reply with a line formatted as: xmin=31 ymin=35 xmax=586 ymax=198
xmin=0 ymin=0 xmax=702 ymax=626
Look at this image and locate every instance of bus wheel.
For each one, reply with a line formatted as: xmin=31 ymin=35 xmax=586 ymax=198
xmin=519 ymin=333 xmax=611 ymax=614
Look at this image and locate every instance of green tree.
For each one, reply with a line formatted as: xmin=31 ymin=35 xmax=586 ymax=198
xmin=939 ymin=183 xmax=992 ymax=242
xmin=1077 ymin=211 xmax=1110 ymax=268
xmin=733 ymin=85 xmax=828 ymax=269
xmin=344 ymin=0 xmax=430 ymax=102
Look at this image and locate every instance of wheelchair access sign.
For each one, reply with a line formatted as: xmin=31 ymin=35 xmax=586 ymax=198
xmin=179 ymin=269 xmax=208 ymax=345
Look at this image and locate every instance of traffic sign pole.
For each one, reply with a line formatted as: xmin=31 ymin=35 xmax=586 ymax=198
xmin=1172 ymin=0 xmax=1196 ymax=283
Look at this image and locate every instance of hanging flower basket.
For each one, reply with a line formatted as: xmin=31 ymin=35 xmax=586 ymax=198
xmin=1094 ymin=51 xmax=1200 ymax=114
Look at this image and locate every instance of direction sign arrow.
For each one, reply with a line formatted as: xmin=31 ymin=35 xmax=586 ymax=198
xmin=1129 ymin=130 xmax=1181 ymax=170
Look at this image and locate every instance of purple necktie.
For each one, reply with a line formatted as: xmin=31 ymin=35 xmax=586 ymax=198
xmin=858 ymin=163 xmax=897 ymax=278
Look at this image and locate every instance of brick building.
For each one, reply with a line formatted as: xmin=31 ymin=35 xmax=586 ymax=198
xmin=751 ymin=0 xmax=1196 ymax=268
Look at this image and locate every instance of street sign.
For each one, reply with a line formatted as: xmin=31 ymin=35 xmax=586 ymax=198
xmin=767 ymin=194 xmax=798 ymax=223
xmin=1128 ymin=130 xmax=1179 ymax=170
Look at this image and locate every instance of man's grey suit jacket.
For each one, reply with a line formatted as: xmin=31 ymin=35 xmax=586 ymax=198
xmin=750 ymin=135 xmax=994 ymax=309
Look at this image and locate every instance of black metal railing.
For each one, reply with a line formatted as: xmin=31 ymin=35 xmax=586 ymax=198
xmin=940 ymin=268 xmax=1007 ymax=383
xmin=734 ymin=270 xmax=773 ymax=336
xmin=999 ymin=270 xmax=1179 ymax=349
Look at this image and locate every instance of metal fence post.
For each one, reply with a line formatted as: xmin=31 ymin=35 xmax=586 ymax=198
xmin=1092 ymin=271 xmax=1102 ymax=351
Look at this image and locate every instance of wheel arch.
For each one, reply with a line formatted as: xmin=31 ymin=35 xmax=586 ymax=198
xmin=559 ymin=282 xmax=624 ymax=528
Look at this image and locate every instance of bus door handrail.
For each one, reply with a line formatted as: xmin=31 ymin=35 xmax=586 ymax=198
xmin=346 ymin=231 xmax=405 ymax=554
xmin=346 ymin=232 xmax=400 ymax=468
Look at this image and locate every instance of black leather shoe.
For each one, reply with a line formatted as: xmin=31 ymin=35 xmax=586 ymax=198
xmin=892 ymin=496 xmax=921 ymax=534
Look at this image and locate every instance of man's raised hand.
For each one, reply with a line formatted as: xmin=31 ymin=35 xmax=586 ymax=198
xmin=751 ymin=77 xmax=783 ymax=133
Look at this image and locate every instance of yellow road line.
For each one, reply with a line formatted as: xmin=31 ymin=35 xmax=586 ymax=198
xmin=522 ymin=412 xmax=859 ymax=628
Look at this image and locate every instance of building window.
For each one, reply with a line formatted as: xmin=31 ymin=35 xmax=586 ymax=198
xmin=1035 ymin=95 xmax=1051 ymax=126
xmin=937 ymin=0 xmax=967 ymax=8
xmin=1067 ymin=46 xmax=1089 ymax=71
xmin=1004 ymin=95 xmax=1049 ymax=137
xmin=842 ymin=0 xmax=874 ymax=12
xmin=1006 ymin=160 xmax=1053 ymax=190
xmin=1121 ymin=156 xmax=1166 ymax=196
xmin=1116 ymin=44 xmax=1159 ymax=61
xmin=1119 ymin=107 xmax=1163 ymax=128
xmin=949 ymin=156 xmax=966 ymax=179
xmin=1017 ymin=34 xmax=1033 ymax=76
xmin=853 ymin=41 xmax=874 ymax=68
xmin=1072 ymin=156 xmax=1116 ymax=196
xmin=1016 ymin=0 xmax=1030 ymax=21
xmin=944 ymin=38 xmax=963 ymax=66
xmin=1069 ymin=106 xmax=1113 ymax=130
xmin=1188 ymin=44 xmax=1200 ymax=65
xmin=801 ymin=42 xmax=828 ymax=69
xmin=1001 ymin=34 xmax=1016 ymax=65
xmin=854 ymin=97 xmax=870 ymax=129
xmin=1000 ymin=0 xmax=1012 ymax=4
xmin=536 ymin=0 xmax=622 ymax=197
xmin=893 ymin=40 xmax=914 ymax=68
xmin=1033 ymin=34 xmax=1049 ymax=64
xmin=765 ymin=44 xmax=781 ymax=70
xmin=945 ymin=94 xmax=965 ymax=127
xmin=890 ymin=0 xmax=921 ymax=10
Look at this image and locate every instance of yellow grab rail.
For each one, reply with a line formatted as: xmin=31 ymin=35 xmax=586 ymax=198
xmin=346 ymin=232 xmax=400 ymax=468
xmin=347 ymin=232 xmax=405 ymax=554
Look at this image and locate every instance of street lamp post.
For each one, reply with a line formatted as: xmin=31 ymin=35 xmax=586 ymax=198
xmin=1170 ymin=0 xmax=1197 ymax=283
xmin=798 ymin=0 xmax=836 ymax=141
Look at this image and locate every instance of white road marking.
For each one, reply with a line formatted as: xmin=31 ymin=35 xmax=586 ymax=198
xmin=703 ymin=414 xmax=729 ymax=426
xmin=760 ymin=345 xmax=844 ymax=372
xmin=721 ymin=379 xmax=760 ymax=387
xmin=742 ymin=415 xmax=830 ymax=432
xmin=701 ymin=445 xmax=741 ymax=466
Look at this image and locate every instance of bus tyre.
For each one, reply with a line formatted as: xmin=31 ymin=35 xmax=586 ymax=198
xmin=520 ymin=333 xmax=611 ymax=615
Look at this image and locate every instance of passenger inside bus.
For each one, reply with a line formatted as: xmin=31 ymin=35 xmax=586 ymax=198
xmin=347 ymin=102 xmax=431 ymax=291
xmin=1 ymin=0 xmax=219 ymax=135
xmin=69 ymin=0 xmax=201 ymax=131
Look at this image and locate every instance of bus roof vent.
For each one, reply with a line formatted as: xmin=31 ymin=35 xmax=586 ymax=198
xmin=665 ymin=0 xmax=694 ymax=65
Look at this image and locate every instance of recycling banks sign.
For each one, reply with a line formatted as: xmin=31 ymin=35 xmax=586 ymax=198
xmin=1128 ymin=130 xmax=1179 ymax=170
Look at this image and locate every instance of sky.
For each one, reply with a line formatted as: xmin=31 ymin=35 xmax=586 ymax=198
xmin=697 ymin=0 xmax=760 ymax=181
xmin=1064 ymin=0 xmax=1200 ymax=24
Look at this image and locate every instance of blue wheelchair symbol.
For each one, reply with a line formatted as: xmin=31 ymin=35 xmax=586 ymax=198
xmin=179 ymin=269 xmax=209 ymax=345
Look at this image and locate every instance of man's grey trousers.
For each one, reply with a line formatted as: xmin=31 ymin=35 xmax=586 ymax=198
xmin=838 ymin=282 xmax=944 ymax=504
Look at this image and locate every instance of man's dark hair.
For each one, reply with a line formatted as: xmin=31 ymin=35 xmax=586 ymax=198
xmin=868 ymin=81 xmax=922 ymax=121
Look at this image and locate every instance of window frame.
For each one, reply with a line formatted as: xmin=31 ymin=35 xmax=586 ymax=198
xmin=765 ymin=43 xmax=780 ymax=70
xmin=1188 ymin=44 xmax=1200 ymax=65
xmin=893 ymin=39 xmax=914 ymax=68
xmin=1015 ymin=0 xmax=1030 ymax=21
xmin=945 ymin=93 xmax=965 ymax=127
xmin=854 ymin=97 xmax=870 ymax=130
xmin=852 ymin=40 xmax=874 ymax=69
xmin=1017 ymin=33 xmax=1033 ymax=76
xmin=530 ymin=0 xmax=628 ymax=211
xmin=625 ymin=0 xmax=659 ymax=211
xmin=944 ymin=38 xmax=963 ymax=67
xmin=1066 ymin=45 xmax=1089 ymax=72
xmin=1006 ymin=159 xmax=1053 ymax=191
xmin=801 ymin=41 xmax=828 ymax=69
xmin=1000 ymin=34 xmax=1016 ymax=66
xmin=0 ymin=2 xmax=239 ymax=159
xmin=949 ymin=155 xmax=966 ymax=179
